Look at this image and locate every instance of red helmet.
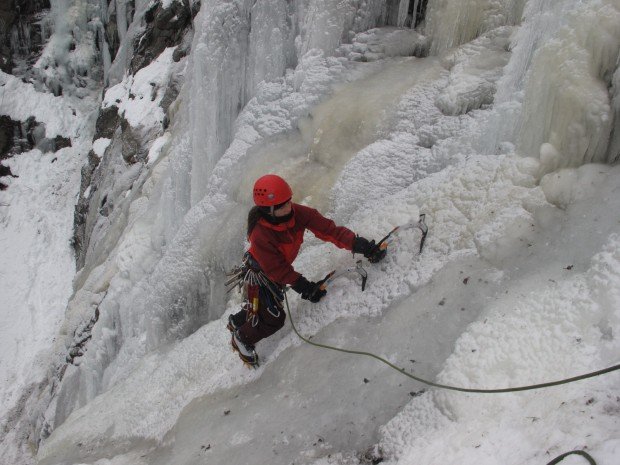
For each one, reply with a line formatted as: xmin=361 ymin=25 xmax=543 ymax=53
xmin=253 ymin=174 xmax=292 ymax=206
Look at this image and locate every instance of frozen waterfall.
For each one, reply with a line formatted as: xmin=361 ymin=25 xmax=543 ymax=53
xmin=1 ymin=0 xmax=619 ymax=464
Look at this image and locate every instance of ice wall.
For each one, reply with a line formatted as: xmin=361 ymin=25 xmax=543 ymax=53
xmin=425 ymin=0 xmax=525 ymax=54
xmin=187 ymin=0 xmax=390 ymax=204
xmin=31 ymin=0 xmax=620 ymax=455
xmin=426 ymin=0 xmax=620 ymax=169
xmin=608 ymin=58 xmax=620 ymax=163
xmin=517 ymin=0 xmax=620 ymax=169
xmin=39 ymin=0 xmax=402 ymax=438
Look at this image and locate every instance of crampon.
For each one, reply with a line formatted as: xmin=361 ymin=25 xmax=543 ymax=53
xmin=231 ymin=334 xmax=260 ymax=368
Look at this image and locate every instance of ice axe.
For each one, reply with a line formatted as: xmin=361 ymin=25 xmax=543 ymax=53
xmin=307 ymin=214 xmax=427 ymax=298
xmin=375 ymin=213 xmax=428 ymax=254
xmin=313 ymin=260 xmax=368 ymax=298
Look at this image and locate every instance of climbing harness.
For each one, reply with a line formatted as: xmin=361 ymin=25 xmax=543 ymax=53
xmin=226 ymin=253 xmax=285 ymax=368
xmin=225 ymin=253 xmax=284 ymax=323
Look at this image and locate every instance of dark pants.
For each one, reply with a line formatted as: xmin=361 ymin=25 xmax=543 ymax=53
xmin=231 ymin=253 xmax=285 ymax=346
xmin=234 ymin=302 xmax=286 ymax=345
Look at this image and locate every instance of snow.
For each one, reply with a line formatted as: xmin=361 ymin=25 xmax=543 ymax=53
xmin=0 ymin=146 xmax=82 ymax=425
xmin=92 ymin=138 xmax=111 ymax=158
xmin=147 ymin=134 xmax=171 ymax=165
xmin=0 ymin=53 xmax=99 ymax=434
xmin=377 ymin=164 xmax=620 ymax=465
xmin=103 ymin=47 xmax=177 ymax=132
xmin=2 ymin=0 xmax=620 ymax=464
xmin=0 ymin=71 xmax=83 ymax=139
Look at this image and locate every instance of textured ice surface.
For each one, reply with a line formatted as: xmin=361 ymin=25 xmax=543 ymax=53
xmin=3 ymin=0 xmax=620 ymax=464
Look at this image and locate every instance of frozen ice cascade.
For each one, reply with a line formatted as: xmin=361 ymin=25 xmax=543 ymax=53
xmin=1 ymin=0 xmax=619 ymax=464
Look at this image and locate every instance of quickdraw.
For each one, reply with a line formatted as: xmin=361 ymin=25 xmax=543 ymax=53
xmin=225 ymin=254 xmax=284 ymax=326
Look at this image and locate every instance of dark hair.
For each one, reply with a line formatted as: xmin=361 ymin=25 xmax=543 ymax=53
xmin=247 ymin=206 xmax=263 ymax=237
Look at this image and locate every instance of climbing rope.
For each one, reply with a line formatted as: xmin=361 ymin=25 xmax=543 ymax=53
xmin=286 ymin=295 xmax=606 ymax=464
xmin=547 ymin=450 xmax=596 ymax=465
xmin=283 ymin=292 xmax=620 ymax=394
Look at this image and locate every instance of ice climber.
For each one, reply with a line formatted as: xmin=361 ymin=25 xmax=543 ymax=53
xmin=226 ymin=174 xmax=387 ymax=366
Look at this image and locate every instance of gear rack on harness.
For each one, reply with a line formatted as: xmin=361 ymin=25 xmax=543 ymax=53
xmin=225 ymin=254 xmax=285 ymax=368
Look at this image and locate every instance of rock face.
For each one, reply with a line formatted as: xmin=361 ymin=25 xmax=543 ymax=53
xmin=0 ymin=115 xmax=72 ymax=189
xmin=130 ymin=0 xmax=198 ymax=74
xmin=0 ymin=117 xmax=19 ymax=190
xmin=71 ymin=0 xmax=196 ymax=269
xmin=0 ymin=0 xmax=51 ymax=74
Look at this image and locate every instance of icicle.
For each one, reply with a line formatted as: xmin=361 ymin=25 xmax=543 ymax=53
xmin=397 ymin=0 xmax=409 ymax=27
xmin=425 ymin=0 xmax=525 ymax=54
xmin=410 ymin=0 xmax=420 ymax=28
xmin=517 ymin=0 xmax=620 ymax=169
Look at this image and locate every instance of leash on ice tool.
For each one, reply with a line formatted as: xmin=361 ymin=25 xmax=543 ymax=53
xmin=285 ymin=214 xmax=620 ymax=393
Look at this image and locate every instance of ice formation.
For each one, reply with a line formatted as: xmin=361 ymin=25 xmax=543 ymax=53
xmin=1 ymin=0 xmax=619 ymax=464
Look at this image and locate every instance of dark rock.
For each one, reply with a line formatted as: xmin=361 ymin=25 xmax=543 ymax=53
xmin=1 ymin=115 xmax=70 ymax=155
xmin=385 ymin=0 xmax=428 ymax=28
xmin=105 ymin=11 xmax=120 ymax=62
xmin=359 ymin=445 xmax=384 ymax=465
xmin=94 ymin=105 xmax=120 ymax=140
xmin=0 ymin=115 xmax=18 ymax=158
xmin=23 ymin=116 xmax=43 ymax=146
xmin=0 ymin=162 xmax=16 ymax=190
xmin=120 ymin=117 xmax=147 ymax=164
xmin=2 ymin=0 xmax=51 ymax=74
xmin=160 ymin=77 xmax=181 ymax=115
xmin=0 ymin=113 xmax=70 ymax=191
xmin=412 ymin=0 xmax=428 ymax=28
xmin=72 ymin=149 xmax=101 ymax=266
xmin=0 ymin=164 xmax=12 ymax=178
xmin=0 ymin=1 xmax=16 ymax=73
xmin=130 ymin=0 xmax=196 ymax=74
xmin=65 ymin=306 xmax=100 ymax=365
xmin=172 ymin=46 xmax=187 ymax=62
xmin=53 ymin=135 xmax=71 ymax=150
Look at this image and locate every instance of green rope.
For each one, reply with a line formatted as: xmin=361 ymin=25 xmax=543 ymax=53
xmin=284 ymin=293 xmax=620 ymax=394
xmin=546 ymin=450 xmax=596 ymax=465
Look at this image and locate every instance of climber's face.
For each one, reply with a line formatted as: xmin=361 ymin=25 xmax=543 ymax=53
xmin=273 ymin=199 xmax=292 ymax=217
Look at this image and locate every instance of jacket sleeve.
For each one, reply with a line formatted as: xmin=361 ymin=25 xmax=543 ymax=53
xmin=299 ymin=205 xmax=356 ymax=250
xmin=250 ymin=234 xmax=301 ymax=286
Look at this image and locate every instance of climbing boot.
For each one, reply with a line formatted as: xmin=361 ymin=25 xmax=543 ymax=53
xmin=231 ymin=331 xmax=259 ymax=368
xmin=227 ymin=314 xmax=241 ymax=333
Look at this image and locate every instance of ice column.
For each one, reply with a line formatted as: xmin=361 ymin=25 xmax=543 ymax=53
xmin=245 ymin=0 xmax=295 ymax=107
xmin=425 ymin=0 xmax=525 ymax=53
xmin=397 ymin=0 xmax=410 ymax=27
xmin=188 ymin=0 xmax=252 ymax=204
xmin=607 ymin=57 xmax=620 ymax=163
xmin=187 ymin=0 xmax=390 ymax=204
xmin=517 ymin=0 xmax=620 ymax=169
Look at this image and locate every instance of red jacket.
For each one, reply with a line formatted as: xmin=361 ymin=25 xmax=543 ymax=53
xmin=248 ymin=203 xmax=356 ymax=285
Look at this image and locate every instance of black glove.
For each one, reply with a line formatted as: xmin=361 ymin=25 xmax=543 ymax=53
xmin=352 ymin=236 xmax=387 ymax=263
xmin=292 ymin=276 xmax=326 ymax=303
